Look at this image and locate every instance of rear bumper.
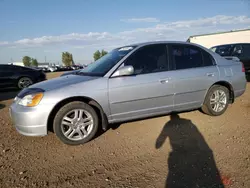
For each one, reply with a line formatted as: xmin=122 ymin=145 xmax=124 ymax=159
xmin=234 ymin=89 xmax=246 ymax=98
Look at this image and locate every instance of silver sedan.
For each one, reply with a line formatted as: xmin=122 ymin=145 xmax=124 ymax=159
xmin=10 ymin=41 xmax=247 ymax=145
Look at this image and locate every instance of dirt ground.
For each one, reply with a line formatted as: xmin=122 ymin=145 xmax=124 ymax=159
xmin=0 ymin=72 xmax=249 ymax=188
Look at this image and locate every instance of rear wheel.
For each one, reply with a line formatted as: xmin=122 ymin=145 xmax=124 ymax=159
xmin=53 ymin=101 xmax=99 ymax=145
xmin=201 ymin=85 xmax=229 ymax=116
xmin=17 ymin=77 xmax=33 ymax=89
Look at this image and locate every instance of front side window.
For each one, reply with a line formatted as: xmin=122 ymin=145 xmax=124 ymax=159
xmin=123 ymin=44 xmax=168 ymax=74
xmin=171 ymin=45 xmax=203 ymax=70
xmin=79 ymin=46 xmax=136 ymax=76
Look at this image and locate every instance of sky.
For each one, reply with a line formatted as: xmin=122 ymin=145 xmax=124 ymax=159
xmin=0 ymin=0 xmax=250 ymax=64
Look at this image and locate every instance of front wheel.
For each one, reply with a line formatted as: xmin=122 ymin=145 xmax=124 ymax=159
xmin=201 ymin=85 xmax=230 ymax=116
xmin=53 ymin=101 xmax=99 ymax=145
xmin=17 ymin=77 xmax=33 ymax=89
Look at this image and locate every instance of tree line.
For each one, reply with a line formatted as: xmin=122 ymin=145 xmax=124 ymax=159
xmin=22 ymin=56 xmax=38 ymax=67
xmin=22 ymin=49 xmax=108 ymax=67
xmin=93 ymin=49 xmax=108 ymax=61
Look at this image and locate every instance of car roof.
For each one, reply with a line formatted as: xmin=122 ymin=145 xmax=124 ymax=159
xmin=122 ymin=40 xmax=195 ymax=47
xmin=115 ymin=41 xmax=208 ymax=51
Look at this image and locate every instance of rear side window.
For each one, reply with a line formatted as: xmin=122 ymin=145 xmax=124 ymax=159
xmin=171 ymin=45 xmax=203 ymax=70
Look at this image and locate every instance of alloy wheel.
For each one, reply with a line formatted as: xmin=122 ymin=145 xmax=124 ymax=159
xmin=61 ymin=109 xmax=94 ymax=141
xmin=18 ymin=77 xmax=33 ymax=89
xmin=210 ymin=89 xmax=227 ymax=113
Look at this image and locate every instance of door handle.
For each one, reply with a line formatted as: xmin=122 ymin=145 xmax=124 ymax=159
xmin=159 ymin=78 xmax=170 ymax=84
xmin=206 ymin=73 xmax=215 ymax=77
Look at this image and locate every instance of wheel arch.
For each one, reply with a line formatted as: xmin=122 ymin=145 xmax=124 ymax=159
xmin=17 ymin=75 xmax=34 ymax=81
xmin=47 ymin=96 xmax=108 ymax=133
xmin=204 ymin=81 xmax=234 ymax=104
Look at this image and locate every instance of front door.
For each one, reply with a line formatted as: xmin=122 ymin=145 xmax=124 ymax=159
xmin=108 ymin=44 xmax=174 ymax=122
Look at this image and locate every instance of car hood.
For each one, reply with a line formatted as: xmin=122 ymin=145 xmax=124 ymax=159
xmin=30 ymin=74 xmax=100 ymax=91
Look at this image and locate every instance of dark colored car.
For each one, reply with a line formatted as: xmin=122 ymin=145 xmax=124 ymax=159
xmin=210 ymin=43 xmax=250 ymax=73
xmin=0 ymin=65 xmax=46 ymax=89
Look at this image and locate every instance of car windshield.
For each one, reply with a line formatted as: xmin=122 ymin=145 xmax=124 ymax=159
xmin=210 ymin=45 xmax=233 ymax=56
xmin=78 ymin=46 xmax=136 ymax=76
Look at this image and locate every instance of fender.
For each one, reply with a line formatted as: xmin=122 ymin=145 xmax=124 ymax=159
xmin=88 ymin=100 xmax=109 ymax=131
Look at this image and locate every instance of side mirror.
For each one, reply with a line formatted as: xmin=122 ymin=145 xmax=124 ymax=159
xmin=112 ymin=65 xmax=134 ymax=77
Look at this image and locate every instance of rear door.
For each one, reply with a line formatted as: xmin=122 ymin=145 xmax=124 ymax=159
xmin=167 ymin=44 xmax=219 ymax=111
xmin=108 ymin=44 xmax=174 ymax=121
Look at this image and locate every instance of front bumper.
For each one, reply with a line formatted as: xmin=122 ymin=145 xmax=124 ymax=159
xmin=9 ymin=102 xmax=52 ymax=136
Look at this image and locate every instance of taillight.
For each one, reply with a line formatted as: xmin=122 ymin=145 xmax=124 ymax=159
xmin=241 ymin=62 xmax=245 ymax=72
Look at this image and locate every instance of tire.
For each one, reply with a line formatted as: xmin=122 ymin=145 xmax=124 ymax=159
xmin=17 ymin=77 xmax=33 ymax=89
xmin=201 ymin=85 xmax=230 ymax=116
xmin=53 ymin=101 xmax=99 ymax=145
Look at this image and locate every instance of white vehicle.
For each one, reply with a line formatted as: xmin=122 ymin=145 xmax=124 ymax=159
xmin=48 ymin=66 xmax=57 ymax=72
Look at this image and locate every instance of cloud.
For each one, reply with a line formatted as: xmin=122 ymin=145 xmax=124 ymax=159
xmin=121 ymin=17 xmax=160 ymax=23
xmin=162 ymin=15 xmax=250 ymax=28
xmin=0 ymin=41 xmax=8 ymax=46
xmin=0 ymin=15 xmax=249 ymax=50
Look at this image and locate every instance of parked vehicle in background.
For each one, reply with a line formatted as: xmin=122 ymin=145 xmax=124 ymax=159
xmin=10 ymin=41 xmax=246 ymax=145
xmin=71 ymin=65 xmax=83 ymax=70
xmin=0 ymin=65 xmax=46 ymax=89
xmin=38 ymin=67 xmax=51 ymax=73
xmin=48 ymin=66 xmax=57 ymax=72
xmin=210 ymin=43 xmax=250 ymax=73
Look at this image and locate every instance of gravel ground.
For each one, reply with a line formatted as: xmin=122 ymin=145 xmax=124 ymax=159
xmin=0 ymin=72 xmax=249 ymax=188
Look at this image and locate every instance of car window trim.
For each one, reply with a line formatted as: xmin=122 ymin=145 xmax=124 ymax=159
xmin=201 ymin=49 xmax=216 ymax=67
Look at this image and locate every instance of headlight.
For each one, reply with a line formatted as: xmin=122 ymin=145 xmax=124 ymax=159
xmin=18 ymin=93 xmax=44 ymax=107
